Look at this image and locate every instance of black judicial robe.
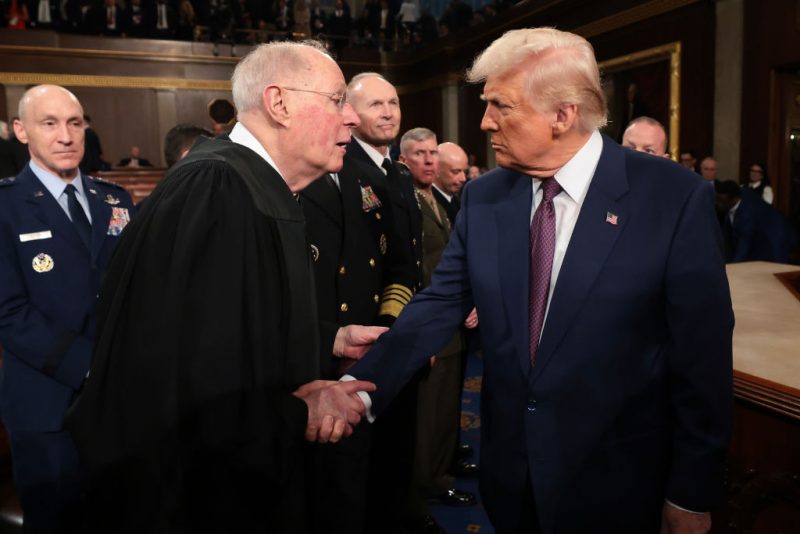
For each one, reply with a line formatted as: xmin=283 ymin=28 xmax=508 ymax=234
xmin=66 ymin=137 xmax=320 ymax=533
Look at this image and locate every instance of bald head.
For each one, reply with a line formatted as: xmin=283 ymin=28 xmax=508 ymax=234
xmin=18 ymin=85 xmax=82 ymax=121
xmin=14 ymin=85 xmax=85 ymax=181
xmin=347 ymin=73 xmax=401 ymax=151
xmin=436 ymin=142 xmax=468 ymax=196
xmin=622 ymin=117 xmax=668 ymax=158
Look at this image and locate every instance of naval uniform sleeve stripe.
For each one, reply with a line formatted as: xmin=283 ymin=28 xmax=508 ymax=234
xmin=378 ymin=299 xmax=406 ymax=318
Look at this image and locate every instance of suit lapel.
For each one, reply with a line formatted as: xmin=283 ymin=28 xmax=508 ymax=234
xmin=20 ymin=168 xmax=86 ymax=254
xmin=494 ymin=171 xmax=535 ymax=377
xmin=532 ymin=137 xmax=630 ymax=383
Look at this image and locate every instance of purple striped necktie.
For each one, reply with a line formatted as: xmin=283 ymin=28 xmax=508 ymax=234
xmin=529 ymin=177 xmax=561 ymax=366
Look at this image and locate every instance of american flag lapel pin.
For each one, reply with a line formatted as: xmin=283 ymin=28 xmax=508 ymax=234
xmin=605 ymin=211 xmax=619 ymax=226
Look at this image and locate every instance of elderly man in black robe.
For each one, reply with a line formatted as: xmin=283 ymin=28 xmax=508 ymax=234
xmin=66 ymin=41 xmax=382 ymax=533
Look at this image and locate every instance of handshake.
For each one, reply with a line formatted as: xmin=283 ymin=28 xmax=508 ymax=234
xmin=293 ymin=324 xmax=387 ymax=443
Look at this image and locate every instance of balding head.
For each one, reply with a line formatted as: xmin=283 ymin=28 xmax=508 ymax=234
xmin=14 ymin=85 xmax=85 ymax=181
xmin=622 ymin=116 xmax=668 ymax=158
xmin=436 ymin=142 xmax=468 ymax=196
xmin=346 ymin=73 xmax=401 ymax=152
xmin=230 ymin=41 xmax=360 ymax=193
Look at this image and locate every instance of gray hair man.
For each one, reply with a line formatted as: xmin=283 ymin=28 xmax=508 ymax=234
xmin=66 ymin=41 xmax=384 ymax=533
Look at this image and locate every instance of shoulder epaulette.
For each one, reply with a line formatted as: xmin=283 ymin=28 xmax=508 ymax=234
xmin=88 ymin=175 xmax=126 ymax=190
xmin=0 ymin=176 xmax=17 ymax=186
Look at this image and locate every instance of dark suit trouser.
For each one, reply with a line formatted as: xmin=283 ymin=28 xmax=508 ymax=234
xmin=7 ymin=429 xmax=83 ymax=533
xmin=413 ymin=348 xmax=462 ymax=504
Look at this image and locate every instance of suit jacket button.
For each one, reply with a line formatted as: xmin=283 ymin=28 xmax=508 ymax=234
xmin=375 ymin=212 xmax=382 ymax=220
xmin=412 ymin=238 xmax=417 ymax=245
xmin=527 ymin=399 xmax=537 ymax=412
xmin=340 ymin=303 xmax=349 ymax=312
xmin=369 ymin=258 xmax=376 ymax=267
xmin=339 ymin=266 xmax=346 ymax=275
xmin=416 ymin=260 xmax=421 ymax=267
xmin=373 ymin=294 xmax=379 ymax=303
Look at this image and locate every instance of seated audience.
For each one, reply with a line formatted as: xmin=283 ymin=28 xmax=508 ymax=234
xmin=123 ymin=0 xmax=147 ymax=37
xmin=118 ymin=145 xmax=154 ymax=168
xmin=175 ymin=0 xmax=196 ymax=40
xmin=716 ymin=180 xmax=796 ymax=263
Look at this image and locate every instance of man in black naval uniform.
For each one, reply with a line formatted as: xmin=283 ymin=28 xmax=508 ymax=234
xmin=0 ymin=85 xmax=135 ymax=532
xmin=305 ymin=71 xmax=428 ymax=533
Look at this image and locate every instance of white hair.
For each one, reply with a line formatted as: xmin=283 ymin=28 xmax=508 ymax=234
xmin=466 ymin=27 xmax=607 ymax=131
xmin=231 ymin=40 xmax=332 ymax=114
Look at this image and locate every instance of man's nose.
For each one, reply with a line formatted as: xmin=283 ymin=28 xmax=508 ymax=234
xmin=342 ymin=103 xmax=361 ymax=129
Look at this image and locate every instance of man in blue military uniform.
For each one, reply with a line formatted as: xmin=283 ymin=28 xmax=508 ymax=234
xmin=0 ymin=85 xmax=134 ymax=532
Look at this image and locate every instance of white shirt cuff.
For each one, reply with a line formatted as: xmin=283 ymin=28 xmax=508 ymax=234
xmin=340 ymin=374 xmax=376 ymax=423
xmin=665 ymin=499 xmax=704 ymax=514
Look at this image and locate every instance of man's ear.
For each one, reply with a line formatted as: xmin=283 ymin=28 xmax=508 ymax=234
xmin=552 ymin=103 xmax=578 ymax=136
xmin=398 ymin=154 xmax=407 ymax=164
xmin=12 ymin=119 xmax=28 ymax=144
xmin=262 ymin=85 xmax=291 ymax=127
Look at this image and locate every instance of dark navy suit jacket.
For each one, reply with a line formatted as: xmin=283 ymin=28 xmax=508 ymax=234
xmin=350 ymin=136 xmax=734 ymax=533
xmin=0 ymin=165 xmax=134 ymax=433
xmin=725 ymin=187 xmax=796 ymax=263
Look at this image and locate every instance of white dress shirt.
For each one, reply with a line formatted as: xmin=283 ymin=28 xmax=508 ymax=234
xmin=533 ymin=129 xmax=602 ymax=318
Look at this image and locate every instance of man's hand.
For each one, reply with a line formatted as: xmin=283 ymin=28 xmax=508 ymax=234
xmin=292 ymin=379 xmax=376 ymax=443
xmin=660 ymin=503 xmax=711 ymax=534
xmin=333 ymin=325 xmax=388 ymax=359
xmin=463 ymin=308 xmax=479 ymax=329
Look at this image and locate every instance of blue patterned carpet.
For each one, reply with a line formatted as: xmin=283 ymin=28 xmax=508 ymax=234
xmin=430 ymin=350 xmax=494 ymax=533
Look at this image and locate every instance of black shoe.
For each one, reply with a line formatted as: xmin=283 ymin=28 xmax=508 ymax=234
xmin=456 ymin=444 xmax=473 ymax=459
xmin=407 ymin=514 xmax=445 ymax=534
xmin=430 ymin=488 xmax=476 ymax=507
xmin=449 ymin=458 xmax=479 ymax=477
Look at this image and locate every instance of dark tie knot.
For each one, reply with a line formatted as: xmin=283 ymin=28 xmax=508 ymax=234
xmin=65 ymin=184 xmax=78 ymax=197
xmin=540 ymin=178 xmax=561 ymax=202
xmin=381 ymin=159 xmax=393 ymax=172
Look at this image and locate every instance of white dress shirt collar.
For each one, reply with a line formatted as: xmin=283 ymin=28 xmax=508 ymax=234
xmin=533 ymin=129 xmax=603 ymax=206
xmin=229 ymin=122 xmax=286 ymax=182
xmin=353 ymin=135 xmax=389 ymax=171
xmin=432 ymin=183 xmax=452 ymax=203
xmin=29 ymin=158 xmax=86 ymax=200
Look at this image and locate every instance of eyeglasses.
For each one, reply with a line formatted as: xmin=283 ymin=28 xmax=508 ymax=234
xmin=282 ymin=87 xmax=347 ymax=112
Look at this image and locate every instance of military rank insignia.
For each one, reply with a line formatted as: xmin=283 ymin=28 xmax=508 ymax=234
xmin=32 ymin=253 xmax=54 ymax=273
xmin=361 ymin=185 xmax=382 ymax=212
xmin=107 ymin=207 xmax=130 ymax=236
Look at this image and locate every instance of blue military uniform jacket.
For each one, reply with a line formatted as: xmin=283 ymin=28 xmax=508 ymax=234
xmin=0 ymin=164 xmax=135 ymax=432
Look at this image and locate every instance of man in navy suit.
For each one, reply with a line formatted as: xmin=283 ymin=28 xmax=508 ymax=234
xmin=347 ymin=28 xmax=733 ymax=533
xmin=715 ymin=180 xmax=796 ymax=263
xmin=0 ymin=85 xmax=134 ymax=532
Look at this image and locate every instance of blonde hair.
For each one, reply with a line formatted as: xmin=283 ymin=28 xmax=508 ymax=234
xmin=466 ymin=27 xmax=607 ymax=131
xmin=231 ymin=40 xmax=331 ymax=114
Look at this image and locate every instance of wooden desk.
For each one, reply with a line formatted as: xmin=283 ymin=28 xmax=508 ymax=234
xmin=721 ymin=262 xmax=800 ymax=533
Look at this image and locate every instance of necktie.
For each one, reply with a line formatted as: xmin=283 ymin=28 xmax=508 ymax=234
xmin=381 ymin=158 xmax=393 ymax=176
xmin=65 ymin=184 xmax=92 ymax=250
xmin=529 ymin=178 xmax=561 ymax=365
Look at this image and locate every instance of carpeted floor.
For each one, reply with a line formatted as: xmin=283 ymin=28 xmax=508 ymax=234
xmin=430 ymin=349 xmax=494 ymax=533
